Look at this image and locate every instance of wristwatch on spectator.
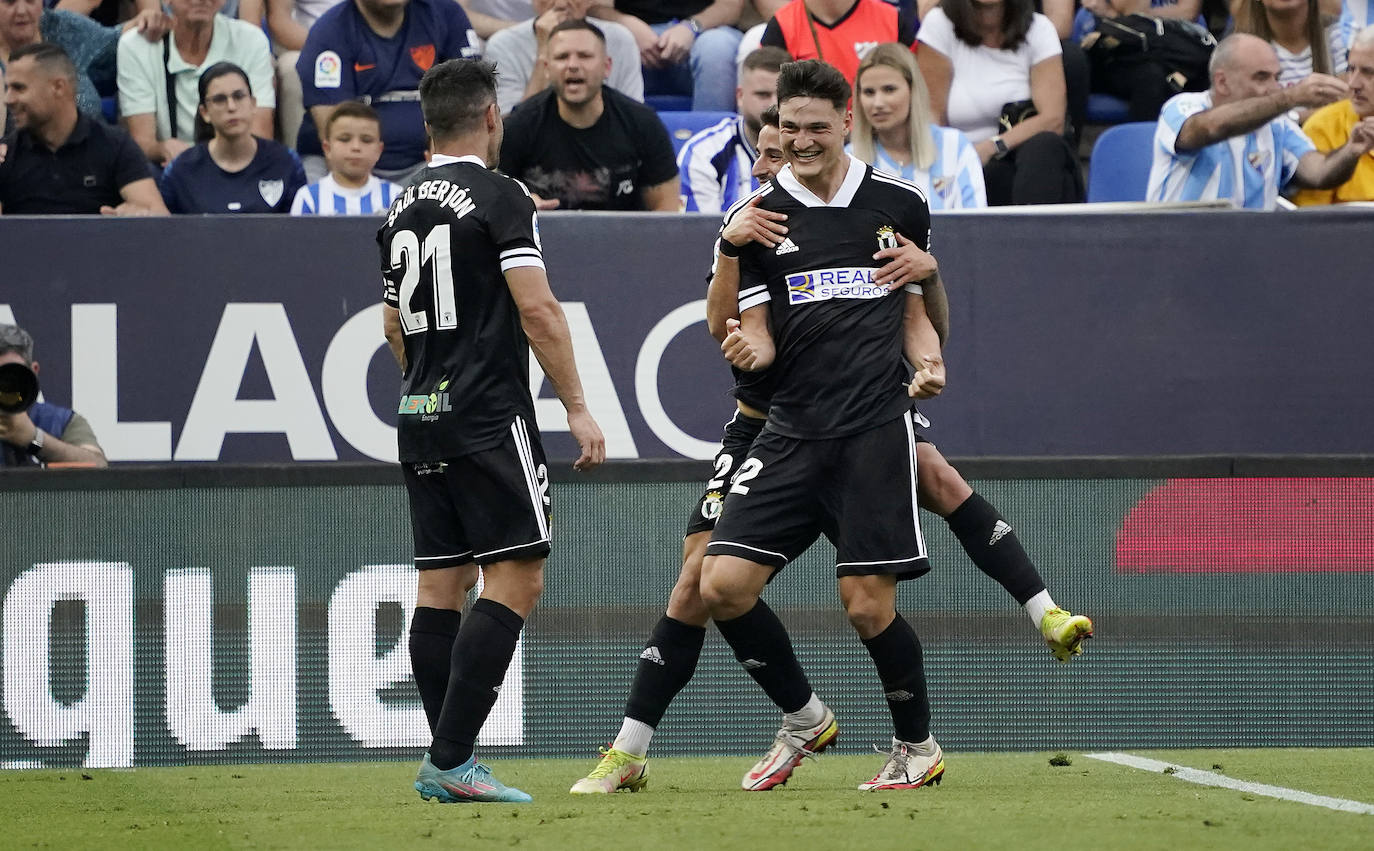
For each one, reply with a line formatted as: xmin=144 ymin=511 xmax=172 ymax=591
xmin=27 ymin=427 xmax=44 ymax=458
xmin=684 ymin=16 xmax=703 ymax=35
xmin=992 ymin=136 xmax=1010 ymax=159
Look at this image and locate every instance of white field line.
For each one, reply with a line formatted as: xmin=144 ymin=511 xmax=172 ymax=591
xmin=1083 ymin=752 xmax=1374 ymax=815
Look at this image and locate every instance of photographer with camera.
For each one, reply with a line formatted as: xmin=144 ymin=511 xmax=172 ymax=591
xmin=0 ymin=324 xmax=106 ymax=468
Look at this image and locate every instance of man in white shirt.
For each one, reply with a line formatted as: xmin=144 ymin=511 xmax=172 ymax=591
xmin=118 ymin=0 xmax=276 ymax=165
xmin=1148 ymin=33 xmax=1374 ymax=209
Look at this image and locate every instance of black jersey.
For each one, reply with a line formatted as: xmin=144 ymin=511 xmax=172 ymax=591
xmin=378 ymin=154 xmax=545 ymax=462
xmin=733 ymin=157 xmax=931 ymax=440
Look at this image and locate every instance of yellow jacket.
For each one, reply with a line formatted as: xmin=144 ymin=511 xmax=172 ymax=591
xmin=1292 ymin=100 xmax=1374 ymax=206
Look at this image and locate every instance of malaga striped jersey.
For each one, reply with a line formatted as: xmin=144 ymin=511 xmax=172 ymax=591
xmin=679 ymin=116 xmax=759 ymax=213
xmin=849 ymin=125 xmax=987 ymax=209
xmin=1340 ymin=0 xmax=1371 ymax=50
xmin=1147 ymin=91 xmax=1314 ymax=210
xmin=292 ymin=174 xmax=404 ymax=215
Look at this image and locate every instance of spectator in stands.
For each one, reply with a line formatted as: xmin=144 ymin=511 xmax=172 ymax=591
xmin=118 ymin=0 xmax=275 ymax=166
xmin=1147 ymin=33 xmax=1374 ymax=207
xmin=0 ymin=0 xmax=168 ymax=122
xmin=0 ymin=324 xmax=107 ymax=468
xmin=487 ymin=0 xmax=642 ymax=114
xmin=850 ymin=41 xmax=987 ymax=207
xmin=678 ymin=44 xmax=784 ymax=211
xmin=0 ymin=43 xmax=166 ymax=212
xmin=296 ymin=0 xmax=478 ymax=183
xmin=1235 ymin=0 xmax=1347 ymax=90
xmin=258 ymin=0 xmax=346 ymax=150
xmin=588 ymin=0 xmax=743 ymax=110
xmin=759 ymin=0 xmax=918 ymax=84
xmin=919 ymin=0 xmax=1081 ymax=204
xmin=158 ymin=61 xmax=305 ymax=212
xmin=499 ymin=19 xmax=679 ymax=209
xmin=1294 ymin=24 xmax=1374 ymax=203
xmin=290 ymin=98 xmax=401 ymax=212
xmin=47 ymin=0 xmax=164 ymax=28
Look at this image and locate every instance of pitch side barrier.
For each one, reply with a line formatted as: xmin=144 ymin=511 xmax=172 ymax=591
xmin=3 ymin=207 xmax=1374 ymax=464
xmin=2 ymin=458 xmax=1371 ymax=768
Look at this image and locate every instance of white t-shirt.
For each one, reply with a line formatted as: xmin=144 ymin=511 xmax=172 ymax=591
xmin=293 ymin=0 xmax=344 ymax=30
xmin=118 ymin=16 xmax=276 ymax=143
xmin=917 ymin=8 xmax=1061 ymax=142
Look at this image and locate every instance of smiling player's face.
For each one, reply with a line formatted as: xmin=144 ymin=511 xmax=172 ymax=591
xmin=779 ymin=96 xmax=849 ymax=183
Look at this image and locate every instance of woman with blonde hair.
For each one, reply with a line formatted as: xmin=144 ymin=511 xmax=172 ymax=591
xmin=849 ymin=42 xmax=987 ymax=208
xmin=1235 ymin=0 xmax=1347 ymax=87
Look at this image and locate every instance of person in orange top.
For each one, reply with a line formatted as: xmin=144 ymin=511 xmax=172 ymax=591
xmin=759 ymin=0 xmax=918 ymax=83
xmin=1293 ymin=25 xmax=1374 ymax=205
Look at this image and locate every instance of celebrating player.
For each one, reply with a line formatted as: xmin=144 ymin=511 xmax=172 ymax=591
xmin=571 ymin=99 xmax=1092 ymax=794
xmin=379 ymin=57 xmax=605 ymax=804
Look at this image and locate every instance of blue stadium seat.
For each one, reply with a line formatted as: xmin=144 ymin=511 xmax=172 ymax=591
xmin=1086 ymin=121 xmax=1158 ymax=203
xmin=1086 ymin=93 xmax=1131 ymax=125
xmin=645 ymin=94 xmax=692 ymax=112
xmin=101 ymin=96 xmax=118 ymax=123
xmin=658 ymin=110 xmax=736 ymax=156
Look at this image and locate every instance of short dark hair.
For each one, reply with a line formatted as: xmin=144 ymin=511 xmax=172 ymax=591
xmin=940 ymin=0 xmax=1034 ymax=52
xmin=760 ymin=103 xmax=779 ymax=128
xmin=776 ymin=59 xmax=850 ymax=112
xmin=324 ymin=99 xmax=382 ymax=138
xmin=419 ymin=58 xmax=498 ymax=141
xmin=741 ymin=45 xmax=791 ymax=76
xmin=194 ymin=62 xmax=253 ymax=142
xmin=548 ymin=18 xmax=607 ymax=46
xmin=9 ymin=42 xmax=77 ymax=87
xmin=0 ymin=325 xmax=35 ymax=366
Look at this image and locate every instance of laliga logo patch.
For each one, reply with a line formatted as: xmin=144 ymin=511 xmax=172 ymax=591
xmin=876 ymin=225 xmax=898 ymax=251
xmin=315 ymin=51 xmax=342 ymax=89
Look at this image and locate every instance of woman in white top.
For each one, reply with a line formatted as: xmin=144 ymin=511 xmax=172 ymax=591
xmin=917 ymin=0 xmax=1082 ymax=204
xmin=1236 ymin=0 xmax=1348 ymax=90
xmin=849 ymin=42 xmax=987 ymax=208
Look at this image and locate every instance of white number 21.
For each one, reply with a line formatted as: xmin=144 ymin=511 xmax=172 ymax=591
xmin=392 ymin=224 xmax=457 ymax=334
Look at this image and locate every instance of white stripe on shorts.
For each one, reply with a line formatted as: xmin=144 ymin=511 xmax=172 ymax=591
xmin=903 ymin=411 xmax=928 ymax=560
xmin=511 ymin=416 xmax=550 ymax=540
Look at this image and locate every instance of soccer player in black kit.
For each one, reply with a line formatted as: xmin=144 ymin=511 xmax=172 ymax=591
xmin=571 ymin=104 xmax=1092 ymax=794
xmin=379 ymin=58 xmax=605 ymax=803
xmin=702 ymin=59 xmax=951 ymax=793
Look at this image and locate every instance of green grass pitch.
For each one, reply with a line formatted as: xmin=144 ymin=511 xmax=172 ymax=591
xmin=4 ymin=750 xmax=1372 ymax=850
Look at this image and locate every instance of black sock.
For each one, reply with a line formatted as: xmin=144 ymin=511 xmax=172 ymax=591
xmin=429 ymin=598 xmax=524 ymax=770
xmin=946 ymin=492 xmax=1046 ymax=605
xmin=862 ymin=614 xmax=930 ymax=744
xmin=714 ymin=600 xmax=812 ymax=714
xmin=408 ymin=606 xmax=460 ymax=735
xmin=624 ymin=616 xmax=707 ymax=728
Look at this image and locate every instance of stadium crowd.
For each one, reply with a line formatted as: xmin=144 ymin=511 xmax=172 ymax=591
xmin=2 ymin=0 xmax=1374 ymax=213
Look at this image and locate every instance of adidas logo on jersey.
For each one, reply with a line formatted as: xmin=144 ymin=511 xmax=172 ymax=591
xmin=775 ymin=237 xmax=799 ymax=255
xmin=640 ymin=646 xmax=665 ymax=666
xmin=989 ymin=520 xmax=1012 ymax=546
xmin=742 ymin=658 xmax=767 ymax=670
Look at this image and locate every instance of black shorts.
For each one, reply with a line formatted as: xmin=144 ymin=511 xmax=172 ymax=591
xmin=402 ymin=415 xmax=552 ymax=568
xmin=685 ymin=409 xmax=768 ymax=537
xmin=706 ymin=411 xmax=931 ymax=580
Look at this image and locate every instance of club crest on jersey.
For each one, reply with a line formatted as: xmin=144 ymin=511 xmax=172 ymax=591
xmin=398 ymin=378 xmax=454 ymax=421
xmin=258 ymin=180 xmax=284 ymax=207
xmin=701 ymin=490 xmax=724 ymax=521
xmin=876 ymin=225 xmax=898 ymax=251
xmin=410 ymin=44 xmax=435 ymax=72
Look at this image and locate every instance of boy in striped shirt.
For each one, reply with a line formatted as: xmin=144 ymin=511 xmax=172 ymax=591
xmin=291 ymin=100 xmax=402 ymax=215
